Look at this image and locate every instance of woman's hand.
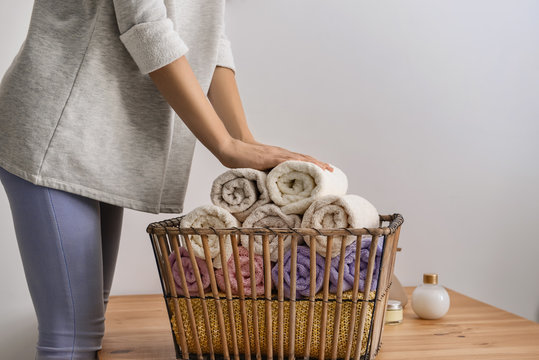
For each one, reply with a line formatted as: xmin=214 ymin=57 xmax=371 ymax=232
xmin=216 ymin=138 xmax=334 ymax=172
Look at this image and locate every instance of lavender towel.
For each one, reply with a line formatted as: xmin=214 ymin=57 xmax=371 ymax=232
xmin=329 ymin=236 xmax=384 ymax=293
xmin=169 ymin=247 xmax=211 ymax=296
xmin=271 ymin=245 xmax=325 ymax=299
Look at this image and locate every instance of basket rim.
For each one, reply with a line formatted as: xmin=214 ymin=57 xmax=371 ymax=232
xmin=146 ymin=213 xmax=403 ymax=237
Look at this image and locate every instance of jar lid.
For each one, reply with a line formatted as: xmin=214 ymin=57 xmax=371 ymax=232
xmin=423 ymin=273 xmax=438 ymax=285
xmin=386 ymin=300 xmax=402 ymax=310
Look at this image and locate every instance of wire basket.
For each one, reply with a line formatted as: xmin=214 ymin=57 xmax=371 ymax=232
xmin=146 ymin=213 xmax=403 ymax=360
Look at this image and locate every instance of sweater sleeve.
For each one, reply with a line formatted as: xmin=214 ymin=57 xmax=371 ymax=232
xmin=112 ymin=0 xmax=189 ymax=75
xmin=215 ymin=30 xmax=236 ymax=74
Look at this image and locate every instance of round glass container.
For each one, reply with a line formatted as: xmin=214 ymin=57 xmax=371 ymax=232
xmin=411 ymin=273 xmax=450 ymax=320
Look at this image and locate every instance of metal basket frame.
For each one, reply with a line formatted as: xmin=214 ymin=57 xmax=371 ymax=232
xmin=146 ymin=213 xmax=404 ymax=360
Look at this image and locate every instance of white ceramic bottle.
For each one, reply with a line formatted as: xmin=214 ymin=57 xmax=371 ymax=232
xmin=411 ymin=273 xmax=450 ymax=319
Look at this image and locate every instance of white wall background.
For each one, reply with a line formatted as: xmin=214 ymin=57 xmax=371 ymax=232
xmin=1 ymin=0 xmax=538 ymax=358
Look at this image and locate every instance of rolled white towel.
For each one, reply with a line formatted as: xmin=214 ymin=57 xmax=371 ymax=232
xmin=301 ymin=194 xmax=379 ymax=258
xmin=240 ymin=204 xmax=302 ymax=262
xmin=180 ymin=205 xmax=240 ymax=269
xmin=266 ymin=160 xmax=348 ymax=214
xmin=210 ymin=168 xmax=270 ymax=222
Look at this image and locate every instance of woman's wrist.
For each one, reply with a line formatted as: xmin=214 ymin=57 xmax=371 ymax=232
xmin=214 ymin=136 xmax=239 ymax=167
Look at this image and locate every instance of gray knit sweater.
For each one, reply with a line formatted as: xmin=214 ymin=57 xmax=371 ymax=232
xmin=0 ymin=0 xmax=235 ymax=214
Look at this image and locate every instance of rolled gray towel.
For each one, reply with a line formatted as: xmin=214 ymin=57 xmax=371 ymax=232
xmin=210 ymin=168 xmax=270 ymax=222
xmin=241 ymin=204 xmax=302 ymax=262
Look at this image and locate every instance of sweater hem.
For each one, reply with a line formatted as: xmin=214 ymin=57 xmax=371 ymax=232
xmin=0 ymin=159 xmax=184 ymax=214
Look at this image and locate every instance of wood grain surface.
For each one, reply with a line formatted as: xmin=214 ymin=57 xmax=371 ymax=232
xmin=98 ymin=287 xmax=539 ymax=360
xmin=377 ymin=288 xmax=539 ymax=359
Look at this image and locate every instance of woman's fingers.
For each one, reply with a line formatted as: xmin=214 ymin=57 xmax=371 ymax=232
xmin=266 ymin=146 xmax=328 ymax=170
xmin=280 ymin=150 xmax=333 ymax=172
xmin=287 ymin=150 xmax=333 ymax=172
xmin=220 ymin=139 xmax=334 ymax=173
xmin=267 ymin=147 xmax=333 ymax=172
xmin=296 ymin=153 xmax=326 ymax=169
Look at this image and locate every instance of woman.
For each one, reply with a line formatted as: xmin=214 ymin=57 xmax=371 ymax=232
xmin=0 ymin=0 xmax=331 ymax=358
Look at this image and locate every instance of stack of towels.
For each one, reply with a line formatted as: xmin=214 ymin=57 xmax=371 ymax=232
xmin=170 ymin=160 xmax=383 ymax=299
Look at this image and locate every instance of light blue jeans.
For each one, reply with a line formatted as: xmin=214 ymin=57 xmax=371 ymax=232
xmin=0 ymin=166 xmax=124 ymax=359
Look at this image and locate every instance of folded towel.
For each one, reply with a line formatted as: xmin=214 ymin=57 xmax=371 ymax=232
xmin=180 ymin=205 xmax=240 ymax=269
xmin=241 ymin=204 xmax=302 ymax=262
xmin=329 ymin=236 xmax=384 ymax=293
xmin=215 ymin=246 xmax=265 ymax=296
xmin=271 ymin=245 xmax=325 ymax=299
xmin=169 ymin=247 xmax=211 ymax=296
xmin=210 ymin=168 xmax=270 ymax=222
xmin=301 ymin=194 xmax=379 ymax=258
xmin=266 ymin=160 xmax=348 ymax=214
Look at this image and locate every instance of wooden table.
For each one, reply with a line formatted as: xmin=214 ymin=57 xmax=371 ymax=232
xmin=98 ymin=287 xmax=539 ymax=360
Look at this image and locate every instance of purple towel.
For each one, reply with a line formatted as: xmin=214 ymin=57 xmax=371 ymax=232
xmin=329 ymin=235 xmax=384 ymax=293
xmin=271 ymin=245 xmax=325 ymax=298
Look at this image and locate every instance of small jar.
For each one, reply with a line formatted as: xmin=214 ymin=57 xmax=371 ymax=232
xmin=385 ymin=300 xmax=403 ymax=325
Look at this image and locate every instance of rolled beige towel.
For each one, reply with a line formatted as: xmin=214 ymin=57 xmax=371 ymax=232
xmin=301 ymin=194 xmax=379 ymax=258
xmin=266 ymin=160 xmax=348 ymax=214
xmin=180 ymin=205 xmax=240 ymax=269
xmin=210 ymin=168 xmax=270 ymax=222
xmin=240 ymin=204 xmax=302 ymax=261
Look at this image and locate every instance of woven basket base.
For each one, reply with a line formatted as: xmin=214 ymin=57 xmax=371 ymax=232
xmin=167 ymin=290 xmax=376 ymax=359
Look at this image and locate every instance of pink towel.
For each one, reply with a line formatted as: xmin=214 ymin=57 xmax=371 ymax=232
xmin=169 ymin=247 xmax=211 ymax=296
xmin=215 ymin=246 xmax=265 ymax=296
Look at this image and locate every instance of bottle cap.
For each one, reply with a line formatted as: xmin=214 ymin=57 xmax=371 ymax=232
xmin=386 ymin=299 xmax=402 ymax=310
xmin=423 ymin=273 xmax=438 ymax=285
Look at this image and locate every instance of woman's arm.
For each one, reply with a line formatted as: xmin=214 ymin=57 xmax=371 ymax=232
xmin=208 ymin=65 xmax=257 ymax=144
xmin=149 ymin=56 xmax=231 ymax=159
xmin=207 ymin=29 xmax=256 ymax=142
xmin=149 ymin=56 xmax=332 ymax=171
